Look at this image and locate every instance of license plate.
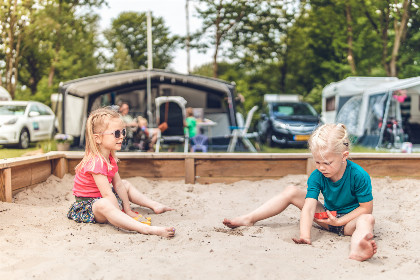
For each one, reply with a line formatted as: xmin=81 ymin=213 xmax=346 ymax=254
xmin=294 ymin=135 xmax=310 ymax=141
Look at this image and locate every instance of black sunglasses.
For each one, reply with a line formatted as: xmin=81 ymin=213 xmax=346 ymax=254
xmin=101 ymin=128 xmax=126 ymax=139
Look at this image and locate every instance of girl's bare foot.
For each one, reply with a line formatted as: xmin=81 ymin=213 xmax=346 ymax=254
xmin=152 ymin=203 xmax=174 ymax=214
xmin=149 ymin=226 xmax=176 ymax=238
xmin=349 ymin=233 xmax=377 ymax=261
xmin=223 ymin=216 xmax=254 ymax=228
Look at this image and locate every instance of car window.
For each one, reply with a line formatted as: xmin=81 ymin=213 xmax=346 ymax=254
xmin=0 ymin=105 xmax=27 ymax=115
xmin=272 ymin=103 xmax=317 ymax=117
xmin=38 ymin=104 xmax=52 ymax=115
xmin=29 ymin=104 xmax=40 ymax=114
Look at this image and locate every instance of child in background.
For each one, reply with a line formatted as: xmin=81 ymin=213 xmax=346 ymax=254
xmin=223 ymin=123 xmax=377 ymax=261
xmin=185 ymin=107 xmax=197 ymax=138
xmin=67 ymin=107 xmax=175 ymax=237
xmin=133 ymin=116 xmax=157 ymax=152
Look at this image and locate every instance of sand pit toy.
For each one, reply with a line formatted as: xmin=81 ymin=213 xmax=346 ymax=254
xmin=314 ymin=211 xmax=337 ymax=219
xmin=133 ymin=214 xmax=152 ymax=226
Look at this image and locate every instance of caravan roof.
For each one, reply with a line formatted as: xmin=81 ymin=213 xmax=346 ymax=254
xmin=322 ymin=77 xmax=398 ymax=98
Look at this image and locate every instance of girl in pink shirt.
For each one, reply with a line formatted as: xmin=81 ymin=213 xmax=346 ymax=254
xmin=67 ymin=107 xmax=175 ymax=238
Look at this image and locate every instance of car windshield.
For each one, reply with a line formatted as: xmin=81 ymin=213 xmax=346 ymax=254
xmin=0 ymin=105 xmax=27 ymax=116
xmin=272 ymin=102 xmax=317 ymax=117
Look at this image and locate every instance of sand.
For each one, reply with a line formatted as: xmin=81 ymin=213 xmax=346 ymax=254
xmin=1 ymin=174 xmax=419 ymax=279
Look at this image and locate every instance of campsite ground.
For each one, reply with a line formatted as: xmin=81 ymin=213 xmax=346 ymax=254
xmin=0 ymin=174 xmax=419 ymax=279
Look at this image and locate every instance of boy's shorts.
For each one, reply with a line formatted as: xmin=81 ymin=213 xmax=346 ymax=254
xmin=322 ymin=206 xmax=346 ymax=236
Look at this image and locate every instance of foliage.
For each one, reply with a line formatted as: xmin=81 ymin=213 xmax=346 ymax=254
xmin=104 ymin=12 xmax=179 ymax=70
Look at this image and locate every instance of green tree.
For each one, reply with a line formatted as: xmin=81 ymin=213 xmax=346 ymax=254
xmin=0 ymin=0 xmax=33 ymax=98
xmin=104 ymin=12 xmax=179 ymax=70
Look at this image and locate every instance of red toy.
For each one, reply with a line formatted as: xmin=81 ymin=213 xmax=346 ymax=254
xmin=314 ymin=211 xmax=337 ymax=219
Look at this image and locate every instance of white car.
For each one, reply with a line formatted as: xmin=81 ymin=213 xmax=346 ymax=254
xmin=0 ymin=101 xmax=58 ymax=149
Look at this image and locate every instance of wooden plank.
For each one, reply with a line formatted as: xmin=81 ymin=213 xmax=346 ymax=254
xmin=0 ymin=168 xmax=12 ymax=202
xmin=306 ymin=158 xmax=316 ymax=176
xmin=185 ymin=158 xmax=195 ymax=184
xmin=52 ymin=158 xmax=67 ymax=179
xmin=67 ymin=158 xmax=79 ymax=175
xmin=195 ymin=159 xmax=307 ymax=178
xmin=31 ymin=161 xmax=52 ymax=185
xmin=11 ymin=165 xmax=32 ymax=191
xmin=196 ymin=176 xmax=284 ymax=184
xmin=352 ymin=158 xmax=420 ymax=177
xmin=117 ymin=159 xmax=185 ymax=179
xmin=0 ymin=152 xmax=65 ymax=169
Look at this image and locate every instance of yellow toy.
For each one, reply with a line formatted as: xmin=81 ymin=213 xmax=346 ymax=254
xmin=133 ymin=214 xmax=152 ymax=226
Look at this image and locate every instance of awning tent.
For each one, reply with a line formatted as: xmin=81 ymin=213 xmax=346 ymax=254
xmin=58 ymin=69 xmax=239 ymax=148
xmin=322 ymin=76 xmax=420 ymax=147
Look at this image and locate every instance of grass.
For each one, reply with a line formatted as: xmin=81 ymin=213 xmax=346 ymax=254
xmin=0 ymin=140 xmax=57 ymax=159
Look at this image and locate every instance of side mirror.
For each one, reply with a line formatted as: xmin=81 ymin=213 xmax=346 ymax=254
xmin=29 ymin=111 xmax=40 ymax=117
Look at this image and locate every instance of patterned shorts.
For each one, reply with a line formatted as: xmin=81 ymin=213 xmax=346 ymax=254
xmin=67 ymin=189 xmax=122 ymax=224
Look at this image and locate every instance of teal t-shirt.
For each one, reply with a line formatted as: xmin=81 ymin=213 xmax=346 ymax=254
xmin=185 ymin=117 xmax=197 ymax=138
xmin=306 ymin=160 xmax=373 ymax=214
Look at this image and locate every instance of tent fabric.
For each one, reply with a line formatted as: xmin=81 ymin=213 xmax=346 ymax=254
xmin=322 ymin=77 xmax=399 ymax=98
xmin=59 ymin=69 xmax=235 ymax=98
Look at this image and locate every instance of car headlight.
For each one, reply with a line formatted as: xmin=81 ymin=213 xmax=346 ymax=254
xmin=4 ymin=117 xmax=18 ymax=125
xmin=273 ymin=120 xmax=289 ymax=130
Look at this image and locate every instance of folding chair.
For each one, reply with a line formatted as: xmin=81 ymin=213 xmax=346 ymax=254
xmin=191 ymin=134 xmax=209 ymax=152
xmin=227 ymin=106 xmax=259 ymax=152
xmin=155 ymin=96 xmax=189 ymax=153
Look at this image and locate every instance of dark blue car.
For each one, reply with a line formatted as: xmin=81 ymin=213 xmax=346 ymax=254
xmin=257 ymin=101 xmax=321 ymax=147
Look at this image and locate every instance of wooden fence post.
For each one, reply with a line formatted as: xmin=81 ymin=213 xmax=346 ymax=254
xmin=185 ymin=157 xmax=195 ymax=184
xmin=52 ymin=157 xmax=67 ymax=179
xmin=0 ymin=168 xmax=12 ymax=202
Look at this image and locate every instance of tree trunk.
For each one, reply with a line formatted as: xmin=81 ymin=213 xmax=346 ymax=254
xmin=48 ymin=0 xmax=62 ymax=87
xmin=213 ymin=2 xmax=222 ymax=78
xmin=389 ymin=0 xmax=411 ymax=77
xmin=346 ymin=5 xmax=356 ymax=74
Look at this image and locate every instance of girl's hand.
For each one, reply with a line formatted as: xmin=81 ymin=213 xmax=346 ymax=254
xmin=314 ymin=210 xmax=340 ymax=226
xmin=124 ymin=209 xmax=139 ymax=218
xmin=292 ymin=237 xmax=311 ymax=245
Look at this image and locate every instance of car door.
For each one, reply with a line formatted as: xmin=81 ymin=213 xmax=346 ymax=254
xmin=27 ymin=104 xmax=51 ymax=140
xmin=38 ymin=104 xmax=55 ymax=139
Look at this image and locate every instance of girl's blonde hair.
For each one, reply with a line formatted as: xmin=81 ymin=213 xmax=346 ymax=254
xmin=75 ymin=107 xmax=122 ymax=173
xmin=308 ymin=123 xmax=351 ymax=154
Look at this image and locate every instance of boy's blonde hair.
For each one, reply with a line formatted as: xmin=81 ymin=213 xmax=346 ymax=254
xmin=308 ymin=123 xmax=350 ymax=154
xmin=75 ymin=107 xmax=122 ymax=173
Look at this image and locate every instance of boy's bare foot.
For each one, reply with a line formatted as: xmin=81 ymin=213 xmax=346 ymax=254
xmin=349 ymin=233 xmax=377 ymax=261
xmin=223 ymin=216 xmax=254 ymax=228
xmin=149 ymin=226 xmax=176 ymax=238
xmin=292 ymin=238 xmax=311 ymax=245
xmin=152 ymin=203 xmax=174 ymax=214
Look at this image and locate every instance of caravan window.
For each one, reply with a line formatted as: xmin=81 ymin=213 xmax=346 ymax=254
xmin=326 ymin=97 xmax=335 ymax=111
xmin=336 ymin=96 xmax=362 ymax=136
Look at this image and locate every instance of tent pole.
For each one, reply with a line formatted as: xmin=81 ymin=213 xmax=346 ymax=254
xmin=147 ymin=11 xmax=153 ymax=125
xmin=377 ymin=91 xmax=392 ymax=149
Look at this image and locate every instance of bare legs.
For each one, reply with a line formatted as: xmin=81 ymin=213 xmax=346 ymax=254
xmin=223 ymin=186 xmax=377 ymax=261
xmin=122 ymin=180 xmax=174 ymax=214
xmin=223 ymin=185 xmax=308 ymax=228
xmin=92 ymin=180 xmax=175 ymax=238
xmin=346 ymin=214 xmax=377 ymax=261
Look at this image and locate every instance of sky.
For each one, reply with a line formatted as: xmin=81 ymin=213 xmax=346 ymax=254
xmin=95 ymin=0 xmax=211 ymax=74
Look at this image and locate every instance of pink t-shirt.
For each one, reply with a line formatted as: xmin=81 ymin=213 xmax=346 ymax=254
xmin=72 ymin=155 xmax=118 ymax=198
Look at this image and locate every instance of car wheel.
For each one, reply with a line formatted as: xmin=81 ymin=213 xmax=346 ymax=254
xmin=18 ymin=128 xmax=30 ymax=149
xmin=266 ymin=131 xmax=274 ymax=147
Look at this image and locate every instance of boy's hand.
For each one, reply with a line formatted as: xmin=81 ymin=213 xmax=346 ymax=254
xmin=314 ymin=210 xmax=340 ymax=226
xmin=292 ymin=237 xmax=311 ymax=245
